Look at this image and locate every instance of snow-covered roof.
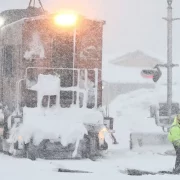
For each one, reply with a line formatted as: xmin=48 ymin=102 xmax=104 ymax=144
xmin=110 ymin=50 xmax=163 ymax=68
xmin=1 ymin=15 xmax=47 ymax=31
xmin=0 ymin=8 xmax=45 ymax=26
xmin=1 ymin=12 xmax=105 ymax=31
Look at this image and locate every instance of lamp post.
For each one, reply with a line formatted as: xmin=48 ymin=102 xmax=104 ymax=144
xmin=166 ymin=0 xmax=173 ymax=123
xmin=72 ymin=27 xmax=76 ymax=105
xmin=163 ymin=0 xmax=180 ymax=122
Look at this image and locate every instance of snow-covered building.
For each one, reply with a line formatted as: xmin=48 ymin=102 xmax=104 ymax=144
xmin=102 ymin=50 xmax=166 ymax=105
xmin=110 ymin=50 xmax=163 ymax=68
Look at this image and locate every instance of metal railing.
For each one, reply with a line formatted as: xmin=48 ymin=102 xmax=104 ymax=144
xmin=16 ymin=67 xmax=102 ymax=115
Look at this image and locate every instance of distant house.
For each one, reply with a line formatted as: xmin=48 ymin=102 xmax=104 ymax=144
xmin=110 ymin=50 xmax=163 ymax=68
xmin=102 ymin=50 xmax=164 ymax=106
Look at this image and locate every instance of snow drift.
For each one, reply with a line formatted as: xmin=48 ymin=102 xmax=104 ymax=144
xmin=9 ymin=107 xmax=104 ymax=146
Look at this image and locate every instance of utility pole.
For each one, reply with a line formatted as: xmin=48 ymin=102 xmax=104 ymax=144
xmin=163 ymin=0 xmax=180 ymax=123
xmin=166 ymin=0 xmax=173 ymax=123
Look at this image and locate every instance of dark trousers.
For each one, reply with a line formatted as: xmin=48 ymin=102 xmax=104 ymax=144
xmin=173 ymin=145 xmax=180 ymax=173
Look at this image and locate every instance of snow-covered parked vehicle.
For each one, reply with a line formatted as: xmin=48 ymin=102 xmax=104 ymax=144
xmin=0 ymin=7 xmax=109 ymax=160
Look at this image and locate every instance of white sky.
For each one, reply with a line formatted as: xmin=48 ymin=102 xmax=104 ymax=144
xmin=1 ymin=0 xmax=180 ymax=62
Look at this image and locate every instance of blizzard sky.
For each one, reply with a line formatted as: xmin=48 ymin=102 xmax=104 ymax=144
xmin=1 ymin=0 xmax=180 ymax=63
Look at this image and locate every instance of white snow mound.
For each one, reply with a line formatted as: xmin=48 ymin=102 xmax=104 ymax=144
xmin=8 ymin=107 xmax=104 ymax=147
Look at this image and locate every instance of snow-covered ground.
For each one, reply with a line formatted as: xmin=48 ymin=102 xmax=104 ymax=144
xmin=107 ymin=87 xmax=180 ymax=149
xmin=2 ymin=63 xmax=180 ymax=179
xmin=0 ymin=87 xmax=179 ymax=179
xmin=0 ymin=149 xmax=177 ymax=180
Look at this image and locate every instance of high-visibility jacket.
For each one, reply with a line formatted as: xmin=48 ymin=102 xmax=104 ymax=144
xmin=168 ymin=116 xmax=180 ymax=146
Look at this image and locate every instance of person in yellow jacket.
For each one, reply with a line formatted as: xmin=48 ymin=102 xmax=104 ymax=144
xmin=168 ymin=114 xmax=180 ymax=173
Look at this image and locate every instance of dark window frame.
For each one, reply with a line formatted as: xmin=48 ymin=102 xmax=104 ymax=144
xmin=3 ymin=45 xmax=13 ymax=77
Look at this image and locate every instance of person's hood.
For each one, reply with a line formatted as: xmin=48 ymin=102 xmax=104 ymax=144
xmin=173 ymin=116 xmax=180 ymax=127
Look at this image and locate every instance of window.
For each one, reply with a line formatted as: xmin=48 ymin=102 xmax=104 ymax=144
xmin=42 ymin=95 xmax=57 ymax=108
xmin=50 ymin=95 xmax=57 ymax=107
xmin=24 ymin=89 xmax=37 ymax=108
xmin=4 ymin=46 xmax=13 ymax=76
xmin=42 ymin=95 xmax=49 ymax=107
